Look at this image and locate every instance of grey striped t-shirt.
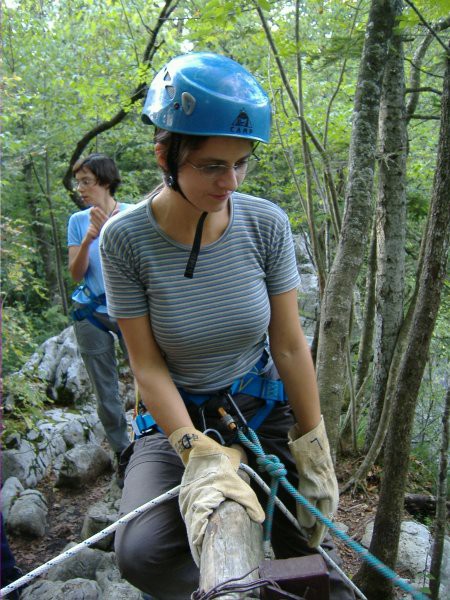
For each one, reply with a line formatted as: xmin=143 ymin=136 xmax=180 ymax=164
xmin=100 ymin=192 xmax=300 ymax=393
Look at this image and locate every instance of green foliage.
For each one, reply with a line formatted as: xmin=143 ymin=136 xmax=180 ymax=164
xmin=2 ymin=1 xmax=449 ymax=493
xmin=2 ymin=372 xmax=50 ymax=438
xmin=2 ymin=303 xmax=70 ymax=376
xmin=1 ymin=216 xmax=45 ymax=308
xmin=2 ymin=305 xmax=38 ymax=376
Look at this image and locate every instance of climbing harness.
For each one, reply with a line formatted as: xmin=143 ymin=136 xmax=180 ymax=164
xmin=71 ymin=284 xmax=121 ymax=336
xmin=131 ymin=350 xmax=287 ymax=439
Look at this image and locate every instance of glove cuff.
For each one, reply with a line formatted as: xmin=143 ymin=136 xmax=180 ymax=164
xmin=288 ymin=416 xmax=333 ymax=466
xmin=169 ymin=427 xmax=203 ymax=465
xmin=288 ymin=416 xmax=327 ymax=444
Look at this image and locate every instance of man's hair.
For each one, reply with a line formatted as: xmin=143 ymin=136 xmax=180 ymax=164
xmin=72 ymin=153 xmax=122 ymax=195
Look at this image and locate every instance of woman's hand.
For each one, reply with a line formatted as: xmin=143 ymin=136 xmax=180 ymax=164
xmin=85 ymin=206 xmax=109 ymax=242
xmin=288 ymin=417 xmax=339 ymax=547
xmin=169 ymin=427 xmax=265 ymax=565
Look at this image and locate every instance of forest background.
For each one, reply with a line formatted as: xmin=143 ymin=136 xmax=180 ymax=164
xmin=2 ymin=0 xmax=449 ymax=598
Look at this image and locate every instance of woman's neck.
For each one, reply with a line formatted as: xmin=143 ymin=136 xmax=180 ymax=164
xmin=98 ymin=193 xmax=117 ymax=216
xmin=152 ymin=188 xmax=229 ymax=246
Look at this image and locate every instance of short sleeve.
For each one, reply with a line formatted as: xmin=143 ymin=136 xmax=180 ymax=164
xmin=100 ymin=221 xmax=149 ymax=318
xmin=67 ymin=212 xmax=84 ymax=247
xmin=265 ymin=212 xmax=300 ymax=295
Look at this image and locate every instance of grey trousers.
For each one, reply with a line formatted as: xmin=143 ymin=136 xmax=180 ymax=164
xmin=115 ymin=395 xmax=355 ymax=600
xmin=74 ymin=315 xmax=130 ymax=454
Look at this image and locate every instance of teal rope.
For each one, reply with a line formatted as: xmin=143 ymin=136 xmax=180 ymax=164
xmin=237 ymin=427 xmax=429 ymax=600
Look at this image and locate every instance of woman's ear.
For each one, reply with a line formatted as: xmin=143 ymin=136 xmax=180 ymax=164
xmin=155 ymin=143 xmax=168 ymax=171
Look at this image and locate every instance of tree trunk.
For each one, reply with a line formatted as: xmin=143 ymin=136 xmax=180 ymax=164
xmin=316 ymin=0 xmax=398 ymax=452
xmin=406 ymin=16 xmax=450 ymax=122
xmin=429 ymin=387 xmax=450 ymax=600
xmin=340 ymin=213 xmax=376 ymax=451
xmin=364 ymin=26 xmax=407 ymax=452
xmin=353 ymin=43 xmax=450 ymax=600
xmin=44 ymin=151 xmax=68 ymax=315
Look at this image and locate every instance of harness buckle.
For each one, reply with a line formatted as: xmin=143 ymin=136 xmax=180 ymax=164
xmin=131 ymin=413 xmax=158 ymax=438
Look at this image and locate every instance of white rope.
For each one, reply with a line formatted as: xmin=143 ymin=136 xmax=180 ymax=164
xmin=0 ymin=485 xmax=180 ymax=598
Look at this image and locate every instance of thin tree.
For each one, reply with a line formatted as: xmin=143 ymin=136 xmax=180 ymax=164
xmin=63 ymin=0 xmax=179 ymax=206
xmin=353 ymin=42 xmax=450 ymax=600
xmin=315 ymin=0 xmax=399 ymax=452
xmin=429 ymin=386 xmax=450 ymax=600
xmin=363 ymin=24 xmax=407 ymax=453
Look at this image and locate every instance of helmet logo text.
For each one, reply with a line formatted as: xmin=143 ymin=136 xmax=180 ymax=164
xmin=230 ymin=111 xmax=253 ymax=136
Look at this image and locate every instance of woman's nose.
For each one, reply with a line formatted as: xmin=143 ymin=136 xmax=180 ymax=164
xmin=216 ymin=167 xmax=239 ymax=190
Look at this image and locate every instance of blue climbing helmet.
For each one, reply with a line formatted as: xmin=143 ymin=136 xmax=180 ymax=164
xmin=142 ymin=52 xmax=271 ymax=143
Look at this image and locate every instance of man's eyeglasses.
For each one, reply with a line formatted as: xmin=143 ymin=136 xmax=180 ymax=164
xmin=186 ymin=155 xmax=260 ymax=180
xmin=72 ymin=177 xmax=97 ymax=190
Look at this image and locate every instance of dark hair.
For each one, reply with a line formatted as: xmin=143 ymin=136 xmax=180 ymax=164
xmin=154 ymin=129 xmax=206 ymax=187
xmin=72 ymin=153 xmax=122 ymax=195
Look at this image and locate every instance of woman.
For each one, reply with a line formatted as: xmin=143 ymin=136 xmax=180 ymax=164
xmin=68 ymin=153 xmax=131 ymax=472
xmin=100 ymin=53 xmax=354 ymax=600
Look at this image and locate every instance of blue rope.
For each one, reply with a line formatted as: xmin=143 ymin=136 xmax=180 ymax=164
xmin=237 ymin=427 xmax=429 ymax=600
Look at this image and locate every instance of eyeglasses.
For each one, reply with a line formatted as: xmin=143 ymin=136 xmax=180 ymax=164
xmin=186 ymin=155 xmax=260 ymax=180
xmin=72 ymin=177 xmax=97 ymax=190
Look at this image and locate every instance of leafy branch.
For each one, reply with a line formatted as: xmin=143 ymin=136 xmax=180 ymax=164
xmin=63 ymin=0 xmax=180 ymax=203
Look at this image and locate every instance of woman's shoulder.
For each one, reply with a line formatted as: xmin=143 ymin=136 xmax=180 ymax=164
xmin=68 ymin=207 xmax=91 ymax=226
xmin=232 ymin=192 xmax=289 ymax=223
xmin=101 ymin=198 xmax=149 ymax=245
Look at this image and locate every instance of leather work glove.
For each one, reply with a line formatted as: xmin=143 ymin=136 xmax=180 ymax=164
xmin=169 ymin=427 xmax=265 ymax=566
xmin=288 ymin=416 xmax=339 ymax=548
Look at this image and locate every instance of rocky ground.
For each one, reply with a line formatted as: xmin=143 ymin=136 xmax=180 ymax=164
xmin=9 ymin=470 xmax=114 ymax=576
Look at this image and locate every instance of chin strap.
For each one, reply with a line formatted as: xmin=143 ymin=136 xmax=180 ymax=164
xmin=164 ymin=134 xmax=208 ymax=279
xmin=184 ymin=211 xmax=208 ymax=279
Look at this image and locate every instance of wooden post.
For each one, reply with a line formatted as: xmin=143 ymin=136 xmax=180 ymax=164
xmin=199 ymin=499 xmax=264 ymax=599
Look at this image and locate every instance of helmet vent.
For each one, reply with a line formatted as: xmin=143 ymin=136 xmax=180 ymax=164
xmin=181 ymin=92 xmax=196 ymax=116
xmin=163 ymin=69 xmax=171 ymax=82
xmin=165 ymin=85 xmax=176 ymax=99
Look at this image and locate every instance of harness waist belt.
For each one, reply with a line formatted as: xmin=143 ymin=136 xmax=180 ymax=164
xmin=132 ymin=353 xmax=288 ymax=438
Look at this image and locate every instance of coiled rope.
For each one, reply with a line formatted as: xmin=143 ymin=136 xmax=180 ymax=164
xmin=237 ymin=427 xmax=429 ymax=600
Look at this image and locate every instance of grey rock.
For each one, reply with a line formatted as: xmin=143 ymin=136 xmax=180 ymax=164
xmin=22 ymin=326 xmax=92 ymax=406
xmin=1 ymin=476 xmax=24 ymax=522
xmin=101 ymin=581 xmax=143 ymax=599
xmin=7 ymin=489 xmax=48 ymax=538
xmin=2 ymin=440 xmax=37 ymax=487
xmin=361 ymin=520 xmax=450 ymax=595
xmin=81 ymin=501 xmax=119 ymax=551
xmin=21 ymin=578 xmax=101 ymax=600
xmin=56 ymin=443 xmax=111 ymax=488
xmin=56 ymin=418 xmax=86 ymax=448
xmin=95 ymin=553 xmax=142 ymax=597
xmin=46 ymin=545 xmax=107 ymax=582
xmin=440 ymin=536 xmax=450 ymax=598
